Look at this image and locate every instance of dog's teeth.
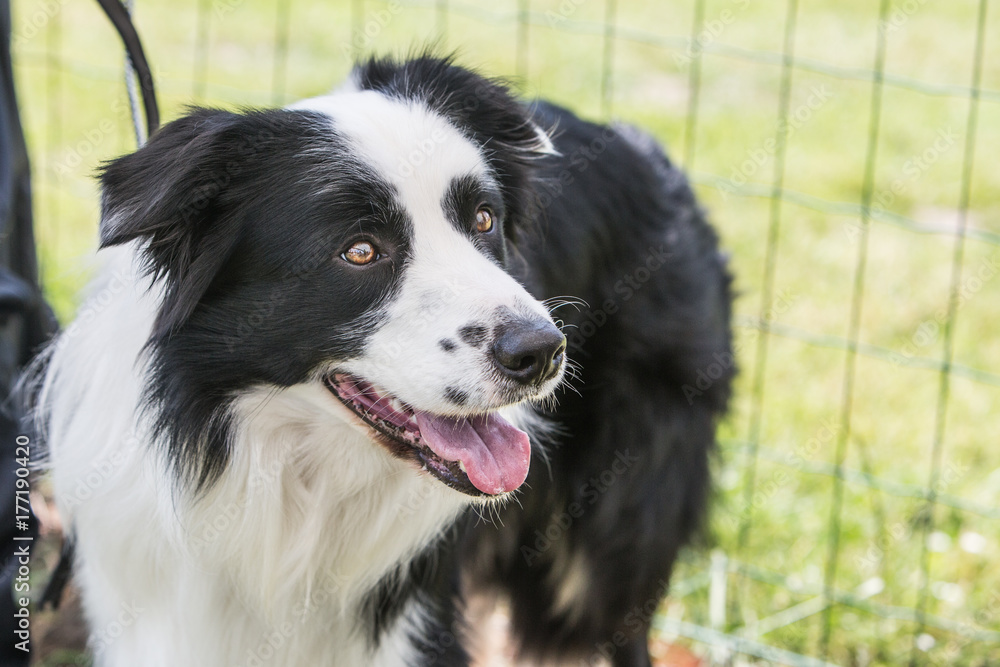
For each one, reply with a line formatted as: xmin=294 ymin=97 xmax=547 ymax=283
xmin=458 ymin=461 xmax=467 ymax=473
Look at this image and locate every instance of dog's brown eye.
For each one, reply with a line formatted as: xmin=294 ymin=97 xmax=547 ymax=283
xmin=342 ymin=241 xmax=377 ymax=265
xmin=475 ymin=207 xmax=495 ymax=233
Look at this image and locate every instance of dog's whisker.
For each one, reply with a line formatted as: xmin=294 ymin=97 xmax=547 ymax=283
xmin=543 ymin=295 xmax=588 ymax=313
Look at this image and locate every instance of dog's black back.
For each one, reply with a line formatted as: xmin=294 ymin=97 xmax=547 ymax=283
xmin=465 ymin=104 xmax=734 ymax=666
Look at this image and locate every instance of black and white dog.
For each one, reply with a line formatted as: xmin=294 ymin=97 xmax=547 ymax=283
xmin=32 ymin=55 xmax=732 ymax=666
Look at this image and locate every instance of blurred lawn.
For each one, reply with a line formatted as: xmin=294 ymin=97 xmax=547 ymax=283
xmin=12 ymin=0 xmax=1000 ymax=664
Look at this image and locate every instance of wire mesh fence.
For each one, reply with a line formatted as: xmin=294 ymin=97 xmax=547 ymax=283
xmin=12 ymin=0 xmax=1000 ymax=664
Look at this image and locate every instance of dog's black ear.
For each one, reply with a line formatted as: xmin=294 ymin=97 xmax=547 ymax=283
xmin=98 ymin=108 xmax=250 ymax=337
xmin=464 ymin=92 xmax=557 ymax=162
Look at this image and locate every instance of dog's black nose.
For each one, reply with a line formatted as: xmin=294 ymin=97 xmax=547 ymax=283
xmin=492 ymin=320 xmax=566 ymax=386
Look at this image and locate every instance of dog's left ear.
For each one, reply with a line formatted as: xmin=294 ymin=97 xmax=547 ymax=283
xmin=461 ymin=92 xmax=557 ymax=162
xmin=485 ymin=106 xmax=557 ymax=162
xmin=98 ymin=108 xmax=255 ymax=337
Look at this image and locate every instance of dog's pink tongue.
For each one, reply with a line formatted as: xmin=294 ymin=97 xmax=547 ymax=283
xmin=414 ymin=412 xmax=531 ymax=495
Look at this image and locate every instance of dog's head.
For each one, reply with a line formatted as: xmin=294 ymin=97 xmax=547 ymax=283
xmin=99 ymin=56 xmax=566 ymax=498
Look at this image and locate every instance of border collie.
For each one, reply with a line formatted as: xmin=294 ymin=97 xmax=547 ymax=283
xmin=31 ymin=55 xmax=733 ymax=666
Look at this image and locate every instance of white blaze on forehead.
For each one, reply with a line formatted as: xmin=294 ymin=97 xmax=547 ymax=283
xmin=289 ymin=89 xmax=539 ymax=308
xmin=288 ymin=90 xmax=489 ymax=226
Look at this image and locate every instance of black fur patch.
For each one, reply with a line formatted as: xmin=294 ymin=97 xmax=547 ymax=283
xmin=98 ymin=108 xmax=412 ymax=489
xmin=443 ymin=387 xmax=469 ymax=406
xmin=361 ymin=532 xmax=470 ymax=666
xmin=458 ymin=324 xmax=488 ymax=348
xmin=442 ymin=174 xmax=506 ymax=264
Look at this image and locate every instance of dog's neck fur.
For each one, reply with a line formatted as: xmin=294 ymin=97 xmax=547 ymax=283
xmin=194 ymin=383 xmax=471 ymax=613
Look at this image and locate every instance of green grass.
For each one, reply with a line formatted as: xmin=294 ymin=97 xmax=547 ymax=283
xmin=13 ymin=0 xmax=1000 ymax=664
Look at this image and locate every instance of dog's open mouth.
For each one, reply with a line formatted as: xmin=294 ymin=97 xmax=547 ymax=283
xmin=324 ymin=373 xmax=531 ymax=497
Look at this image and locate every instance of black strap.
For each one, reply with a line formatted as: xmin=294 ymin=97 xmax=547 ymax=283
xmin=94 ymin=0 xmax=160 ymax=137
xmin=2 ymin=0 xmax=56 ymax=655
xmin=38 ymin=539 xmax=74 ymax=611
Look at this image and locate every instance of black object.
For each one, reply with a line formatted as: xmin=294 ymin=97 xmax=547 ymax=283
xmin=95 ymin=0 xmax=159 ymax=137
xmin=1 ymin=0 xmax=59 ymax=662
xmin=1 ymin=0 xmax=158 ymax=659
